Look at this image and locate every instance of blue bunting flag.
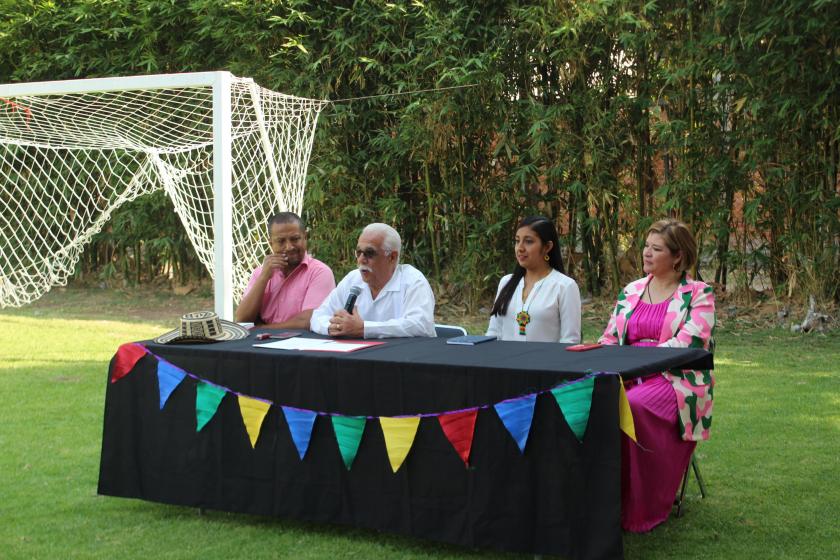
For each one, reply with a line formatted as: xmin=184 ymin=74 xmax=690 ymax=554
xmin=156 ymin=360 xmax=186 ymax=410
xmin=282 ymin=406 xmax=318 ymax=459
xmin=494 ymin=394 xmax=537 ymax=453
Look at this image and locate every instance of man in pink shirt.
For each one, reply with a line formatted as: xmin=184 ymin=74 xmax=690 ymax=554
xmin=236 ymin=212 xmax=335 ymax=329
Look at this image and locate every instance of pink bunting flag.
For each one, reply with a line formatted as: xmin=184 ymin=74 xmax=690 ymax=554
xmin=437 ymin=409 xmax=478 ymax=466
xmin=110 ymin=343 xmax=147 ymax=383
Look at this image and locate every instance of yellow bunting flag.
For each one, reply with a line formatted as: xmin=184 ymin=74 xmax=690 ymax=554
xmin=238 ymin=395 xmax=271 ymax=448
xmin=379 ymin=416 xmax=421 ymax=473
xmin=618 ymin=381 xmax=637 ymax=442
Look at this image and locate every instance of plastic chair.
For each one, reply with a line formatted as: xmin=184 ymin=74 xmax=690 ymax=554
xmin=675 ymin=453 xmax=707 ymax=517
xmin=434 ymin=324 xmax=468 ymax=338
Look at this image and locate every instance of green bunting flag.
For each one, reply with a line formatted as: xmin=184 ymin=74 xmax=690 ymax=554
xmin=551 ymin=377 xmax=595 ymax=441
xmin=196 ymin=382 xmax=227 ymax=431
xmin=331 ymin=416 xmax=367 ymax=470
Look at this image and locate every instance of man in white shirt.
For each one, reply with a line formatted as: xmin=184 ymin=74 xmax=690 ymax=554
xmin=310 ymin=223 xmax=436 ymax=338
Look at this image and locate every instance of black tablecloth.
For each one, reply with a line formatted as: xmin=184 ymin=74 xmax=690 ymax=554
xmin=98 ymin=334 xmax=712 ymax=560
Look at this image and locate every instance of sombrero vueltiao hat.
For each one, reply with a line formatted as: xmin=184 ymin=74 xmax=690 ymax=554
xmin=154 ymin=311 xmax=250 ymax=344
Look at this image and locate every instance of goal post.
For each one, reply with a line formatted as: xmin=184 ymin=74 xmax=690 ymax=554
xmin=0 ymin=71 xmax=328 ymax=319
xmin=212 ymin=71 xmax=234 ymax=320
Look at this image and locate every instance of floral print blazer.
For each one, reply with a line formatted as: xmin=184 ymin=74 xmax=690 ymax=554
xmin=599 ymin=274 xmax=716 ymax=441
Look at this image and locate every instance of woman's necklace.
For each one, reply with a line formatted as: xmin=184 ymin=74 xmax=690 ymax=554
xmin=645 ymin=277 xmax=679 ymax=304
xmin=515 ymin=273 xmax=549 ymax=336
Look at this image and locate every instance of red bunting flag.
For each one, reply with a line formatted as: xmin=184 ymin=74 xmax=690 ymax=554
xmin=110 ymin=343 xmax=147 ymax=383
xmin=437 ymin=409 xmax=478 ymax=466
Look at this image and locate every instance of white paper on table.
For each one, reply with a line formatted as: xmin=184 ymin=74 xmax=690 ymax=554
xmin=253 ymin=338 xmax=381 ymax=353
xmin=254 ymin=338 xmax=336 ymax=351
xmin=309 ymin=342 xmax=378 ymax=352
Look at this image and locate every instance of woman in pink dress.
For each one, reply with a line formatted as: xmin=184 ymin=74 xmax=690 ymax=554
xmin=599 ymin=219 xmax=716 ymax=532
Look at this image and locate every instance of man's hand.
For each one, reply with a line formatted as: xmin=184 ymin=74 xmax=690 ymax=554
xmin=259 ymin=253 xmax=288 ymax=280
xmin=328 ymin=308 xmax=364 ymax=338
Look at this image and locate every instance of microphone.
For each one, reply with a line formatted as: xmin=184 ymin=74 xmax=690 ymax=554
xmin=344 ymin=286 xmax=362 ymax=313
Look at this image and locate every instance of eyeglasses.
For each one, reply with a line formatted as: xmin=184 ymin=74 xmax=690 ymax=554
xmin=355 ymin=247 xmax=394 ymax=259
xmin=354 ymin=248 xmax=379 ymax=259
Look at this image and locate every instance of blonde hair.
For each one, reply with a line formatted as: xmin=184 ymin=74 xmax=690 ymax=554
xmin=647 ymin=219 xmax=697 ymax=273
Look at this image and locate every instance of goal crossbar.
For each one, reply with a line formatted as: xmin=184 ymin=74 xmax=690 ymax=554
xmin=0 ymin=71 xmax=222 ymax=97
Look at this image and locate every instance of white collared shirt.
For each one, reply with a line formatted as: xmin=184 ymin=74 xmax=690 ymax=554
xmin=310 ymin=264 xmax=436 ymax=338
xmin=486 ymin=269 xmax=581 ymax=343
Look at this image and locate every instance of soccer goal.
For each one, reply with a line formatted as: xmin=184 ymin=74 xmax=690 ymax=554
xmin=0 ymin=71 xmax=327 ymax=319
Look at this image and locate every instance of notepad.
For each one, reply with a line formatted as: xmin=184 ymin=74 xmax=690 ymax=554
xmin=445 ymin=335 xmax=496 ymax=346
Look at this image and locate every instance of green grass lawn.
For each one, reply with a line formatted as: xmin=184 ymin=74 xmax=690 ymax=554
xmin=1 ymin=290 xmax=838 ymax=559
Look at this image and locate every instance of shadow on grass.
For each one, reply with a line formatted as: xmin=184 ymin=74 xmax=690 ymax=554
xmin=100 ymin=497 xmax=522 ymax=560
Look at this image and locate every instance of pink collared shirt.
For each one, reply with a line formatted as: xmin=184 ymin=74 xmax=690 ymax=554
xmin=243 ymin=253 xmax=336 ymax=324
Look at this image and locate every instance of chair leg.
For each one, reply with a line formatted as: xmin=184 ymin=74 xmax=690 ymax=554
xmin=691 ymin=454 xmax=707 ymax=499
xmin=675 ymin=461 xmax=690 ymax=518
xmin=675 ymin=453 xmax=707 ymax=517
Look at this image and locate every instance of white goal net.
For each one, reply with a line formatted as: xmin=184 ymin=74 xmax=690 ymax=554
xmin=0 ymin=72 xmax=327 ymax=316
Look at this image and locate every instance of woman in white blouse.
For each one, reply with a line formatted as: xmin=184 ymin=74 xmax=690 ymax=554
xmin=486 ymin=216 xmax=581 ymax=343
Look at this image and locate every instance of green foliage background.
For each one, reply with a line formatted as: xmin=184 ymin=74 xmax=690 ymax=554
xmin=1 ymin=0 xmax=838 ymax=306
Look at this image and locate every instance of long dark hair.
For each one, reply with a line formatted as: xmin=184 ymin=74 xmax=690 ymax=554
xmin=490 ymin=216 xmax=565 ymax=317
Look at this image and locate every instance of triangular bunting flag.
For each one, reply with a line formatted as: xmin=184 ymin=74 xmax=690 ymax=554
xmin=195 ymin=382 xmax=226 ymax=431
xmin=619 ymin=380 xmax=637 ymax=442
xmin=157 ymin=360 xmax=186 ymax=410
xmin=238 ymin=395 xmax=272 ymax=448
xmin=494 ymin=394 xmax=537 ymax=453
xmin=110 ymin=343 xmax=147 ymax=383
xmin=551 ymin=377 xmax=595 ymax=442
xmin=380 ymin=416 xmax=421 ymax=473
xmin=438 ymin=409 xmax=478 ymax=466
xmin=331 ymin=416 xmax=366 ymax=470
xmin=282 ymin=406 xmax=318 ymax=459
